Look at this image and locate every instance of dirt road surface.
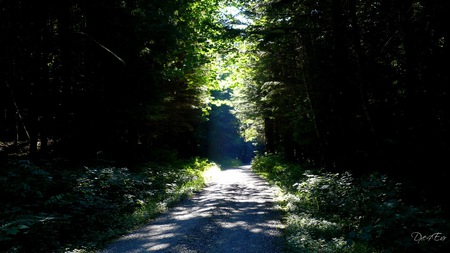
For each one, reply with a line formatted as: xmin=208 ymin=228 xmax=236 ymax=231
xmin=99 ymin=165 xmax=284 ymax=253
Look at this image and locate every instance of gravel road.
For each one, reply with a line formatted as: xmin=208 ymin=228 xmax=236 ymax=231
xmin=99 ymin=165 xmax=285 ymax=253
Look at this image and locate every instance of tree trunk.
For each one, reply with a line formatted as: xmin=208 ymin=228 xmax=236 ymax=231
xmin=264 ymin=117 xmax=276 ymax=154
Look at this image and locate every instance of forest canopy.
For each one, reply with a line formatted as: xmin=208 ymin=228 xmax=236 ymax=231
xmin=1 ymin=0 xmax=449 ymax=193
xmin=231 ymin=0 xmax=449 ymax=196
xmin=0 ymin=0 xmax=246 ymax=163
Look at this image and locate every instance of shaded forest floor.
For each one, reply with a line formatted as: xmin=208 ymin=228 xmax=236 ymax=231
xmin=0 ymin=141 xmax=29 ymax=158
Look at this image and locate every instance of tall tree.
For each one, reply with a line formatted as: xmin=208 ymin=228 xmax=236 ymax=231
xmin=0 ymin=0 xmax=233 ymax=163
xmin=234 ymin=0 xmax=450 ymax=195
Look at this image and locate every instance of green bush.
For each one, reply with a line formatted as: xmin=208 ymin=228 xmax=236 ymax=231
xmin=251 ymin=154 xmax=305 ymax=190
xmin=252 ymin=155 xmax=450 ymax=253
xmin=0 ymin=157 xmax=215 ymax=252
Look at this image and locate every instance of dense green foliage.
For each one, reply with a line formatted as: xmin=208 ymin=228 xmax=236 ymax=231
xmin=0 ymin=0 xmax=233 ymax=161
xmin=231 ymin=0 xmax=449 ymax=215
xmin=0 ymin=158 xmax=214 ymax=252
xmin=252 ymin=155 xmax=450 ymax=252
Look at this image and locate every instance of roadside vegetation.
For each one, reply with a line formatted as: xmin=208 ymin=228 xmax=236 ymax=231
xmin=2 ymin=0 xmax=449 ymax=252
xmin=252 ymin=154 xmax=450 ymax=253
xmin=0 ymin=157 xmax=216 ymax=252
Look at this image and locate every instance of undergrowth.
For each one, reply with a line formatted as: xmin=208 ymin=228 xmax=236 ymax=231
xmin=0 ymin=157 xmax=215 ymax=252
xmin=252 ymin=154 xmax=449 ymax=253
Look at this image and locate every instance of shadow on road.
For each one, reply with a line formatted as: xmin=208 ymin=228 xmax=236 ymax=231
xmin=100 ymin=166 xmax=284 ymax=253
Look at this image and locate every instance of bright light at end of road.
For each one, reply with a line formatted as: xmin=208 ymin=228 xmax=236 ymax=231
xmin=202 ymin=164 xmax=222 ymax=183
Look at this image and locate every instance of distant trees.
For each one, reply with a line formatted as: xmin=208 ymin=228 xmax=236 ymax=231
xmin=235 ymin=0 xmax=449 ymax=201
xmin=202 ymin=90 xmax=254 ymax=165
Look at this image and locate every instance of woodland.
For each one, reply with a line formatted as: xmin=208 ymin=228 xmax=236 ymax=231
xmin=1 ymin=0 xmax=449 ymax=252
